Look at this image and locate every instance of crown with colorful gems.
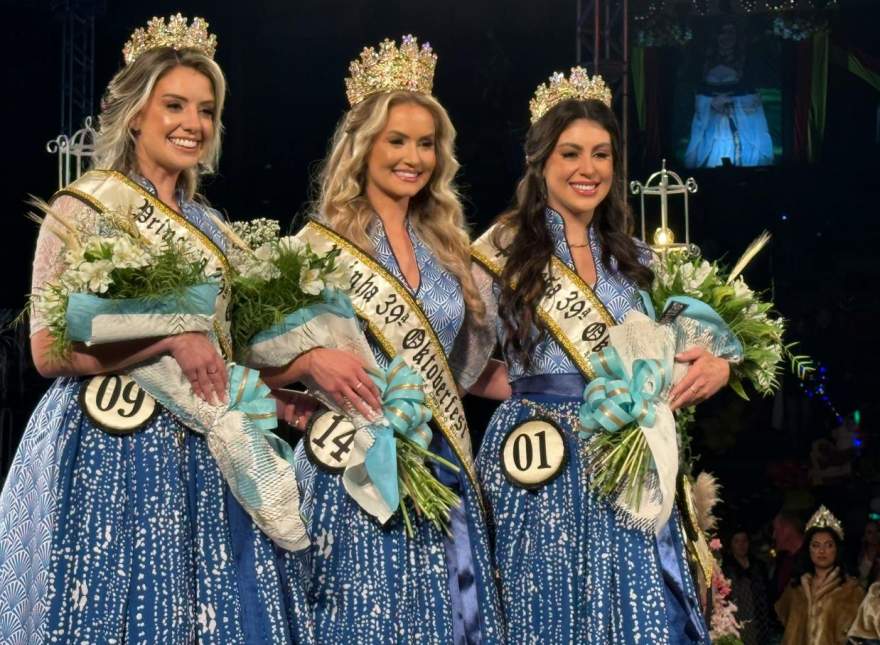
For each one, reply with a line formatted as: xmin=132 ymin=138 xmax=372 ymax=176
xmin=344 ymin=35 xmax=437 ymax=107
xmin=528 ymin=66 xmax=613 ymax=124
xmin=122 ymin=14 xmax=217 ymax=66
xmin=806 ymin=505 xmax=844 ymax=540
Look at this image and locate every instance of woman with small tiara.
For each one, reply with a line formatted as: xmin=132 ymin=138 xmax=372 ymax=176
xmin=0 ymin=15 xmax=313 ymax=644
xmin=776 ymin=506 xmax=864 ymax=645
xmin=261 ymin=35 xmax=505 ymax=643
xmin=471 ymin=67 xmax=735 ymax=643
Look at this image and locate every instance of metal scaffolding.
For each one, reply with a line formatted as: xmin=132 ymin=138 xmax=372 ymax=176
xmin=576 ymin=0 xmax=630 ymax=174
xmin=52 ymin=0 xmax=103 ymax=135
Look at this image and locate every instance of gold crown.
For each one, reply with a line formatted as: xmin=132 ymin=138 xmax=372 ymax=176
xmin=529 ymin=66 xmax=613 ymax=124
xmin=345 ymin=35 xmax=436 ymax=107
xmin=806 ymin=505 xmax=844 ymax=540
xmin=123 ymin=14 xmax=217 ymax=65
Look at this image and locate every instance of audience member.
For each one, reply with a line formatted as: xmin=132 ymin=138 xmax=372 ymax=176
xmin=776 ymin=506 xmax=865 ymax=644
xmin=723 ymin=528 xmax=771 ymax=645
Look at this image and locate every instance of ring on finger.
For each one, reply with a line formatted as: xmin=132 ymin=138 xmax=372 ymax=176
xmin=355 ymin=381 xmax=364 ymax=391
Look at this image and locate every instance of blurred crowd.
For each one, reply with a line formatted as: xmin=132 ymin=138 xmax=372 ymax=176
xmin=719 ymin=507 xmax=879 ymax=644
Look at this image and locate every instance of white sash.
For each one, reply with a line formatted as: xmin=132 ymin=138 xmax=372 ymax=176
xmin=297 ymin=220 xmax=483 ymax=502
xmin=472 ymin=223 xmax=615 ymax=380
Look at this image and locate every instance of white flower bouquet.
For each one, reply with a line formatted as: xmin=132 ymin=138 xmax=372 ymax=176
xmin=580 ymin=234 xmax=812 ymax=530
xmin=650 ymin=233 xmax=812 ymax=398
xmin=225 ymin=219 xmax=349 ymax=353
xmin=28 ymin=207 xmax=216 ymax=357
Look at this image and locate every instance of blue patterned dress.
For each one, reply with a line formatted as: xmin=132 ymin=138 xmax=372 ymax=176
xmin=292 ymin=217 xmax=504 ymax=644
xmin=475 ymin=208 xmax=710 ymax=644
xmin=0 ymin=175 xmax=314 ymax=644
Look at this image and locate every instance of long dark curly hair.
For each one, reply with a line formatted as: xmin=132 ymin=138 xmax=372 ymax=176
xmin=494 ymin=98 xmax=652 ymax=369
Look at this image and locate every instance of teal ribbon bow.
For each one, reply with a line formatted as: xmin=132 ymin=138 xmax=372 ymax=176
xmin=227 ymin=364 xmax=294 ymax=463
xmin=363 ymin=356 xmax=433 ymax=511
xmin=577 ymin=347 xmax=668 ymax=439
xmin=229 ymin=364 xmax=277 ymax=429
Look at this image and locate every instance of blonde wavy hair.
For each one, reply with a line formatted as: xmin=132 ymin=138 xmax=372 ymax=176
xmin=315 ymin=90 xmax=484 ymax=322
xmin=92 ymin=47 xmax=226 ymax=200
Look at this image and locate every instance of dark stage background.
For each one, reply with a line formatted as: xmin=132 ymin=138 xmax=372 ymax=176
xmin=1 ymin=0 xmax=879 ymax=538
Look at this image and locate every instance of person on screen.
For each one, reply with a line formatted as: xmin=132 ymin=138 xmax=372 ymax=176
xmin=684 ymin=21 xmax=774 ymax=168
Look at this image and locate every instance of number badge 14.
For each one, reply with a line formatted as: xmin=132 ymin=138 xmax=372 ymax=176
xmin=305 ymin=411 xmax=358 ymax=473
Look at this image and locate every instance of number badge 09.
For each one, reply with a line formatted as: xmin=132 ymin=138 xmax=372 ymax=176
xmin=80 ymin=375 xmax=158 ymax=435
xmin=305 ymin=411 xmax=358 ymax=473
xmin=500 ymin=419 xmax=567 ymax=489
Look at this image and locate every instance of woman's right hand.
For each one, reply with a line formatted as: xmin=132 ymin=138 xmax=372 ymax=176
xmin=297 ymin=348 xmax=382 ymax=419
xmin=166 ymin=332 xmax=228 ymax=405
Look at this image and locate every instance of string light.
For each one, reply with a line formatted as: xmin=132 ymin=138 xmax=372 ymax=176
xmin=798 ymin=361 xmax=844 ymax=424
xmin=691 ymin=0 xmax=709 ymax=16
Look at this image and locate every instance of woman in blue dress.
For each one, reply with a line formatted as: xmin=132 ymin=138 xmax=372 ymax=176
xmin=262 ymin=36 xmax=505 ymax=643
xmin=472 ymin=69 xmax=732 ymax=643
xmin=0 ymin=16 xmax=313 ymax=644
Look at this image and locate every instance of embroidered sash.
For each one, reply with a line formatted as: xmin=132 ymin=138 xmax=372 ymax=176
xmin=471 ymin=223 xmax=615 ymax=380
xmin=297 ymin=220 xmax=481 ymax=498
xmin=53 ymin=170 xmax=233 ymax=357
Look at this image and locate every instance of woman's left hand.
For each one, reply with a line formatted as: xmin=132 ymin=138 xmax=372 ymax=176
xmin=668 ymin=347 xmax=730 ymax=411
xmin=273 ymin=389 xmax=321 ymax=431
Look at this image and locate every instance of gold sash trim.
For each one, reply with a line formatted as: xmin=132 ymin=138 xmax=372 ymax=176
xmin=297 ymin=220 xmax=483 ymax=505
xmin=471 ymin=224 xmax=615 ymax=381
xmin=678 ymin=475 xmax=715 ymax=589
xmin=53 ymin=170 xmax=233 ymax=357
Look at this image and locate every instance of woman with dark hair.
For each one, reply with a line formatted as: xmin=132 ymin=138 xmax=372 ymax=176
xmin=471 ymin=68 xmax=733 ymax=643
xmin=723 ymin=528 xmax=771 ymax=644
xmin=776 ymin=506 xmax=865 ymax=644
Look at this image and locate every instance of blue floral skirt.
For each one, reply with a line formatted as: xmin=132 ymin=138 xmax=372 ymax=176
xmin=0 ymin=378 xmax=314 ymax=644
xmin=293 ymin=433 xmax=504 ymax=644
xmin=476 ymin=393 xmax=710 ymax=644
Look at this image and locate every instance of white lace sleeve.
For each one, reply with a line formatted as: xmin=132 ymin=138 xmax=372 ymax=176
xmin=29 ymin=195 xmax=100 ymax=334
xmin=448 ymin=262 xmax=500 ymax=391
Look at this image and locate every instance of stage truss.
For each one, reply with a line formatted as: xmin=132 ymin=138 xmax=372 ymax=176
xmin=577 ymin=0 xmax=630 ymax=175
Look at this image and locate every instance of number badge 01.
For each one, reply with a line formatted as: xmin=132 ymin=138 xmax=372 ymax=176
xmin=500 ymin=418 xmax=567 ymax=489
xmin=305 ymin=411 xmax=358 ymax=473
xmin=80 ymin=374 xmax=158 ymax=435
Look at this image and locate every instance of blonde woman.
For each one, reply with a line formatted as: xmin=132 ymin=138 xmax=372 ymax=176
xmin=263 ymin=36 xmax=505 ymax=643
xmin=0 ymin=16 xmax=313 ymax=644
